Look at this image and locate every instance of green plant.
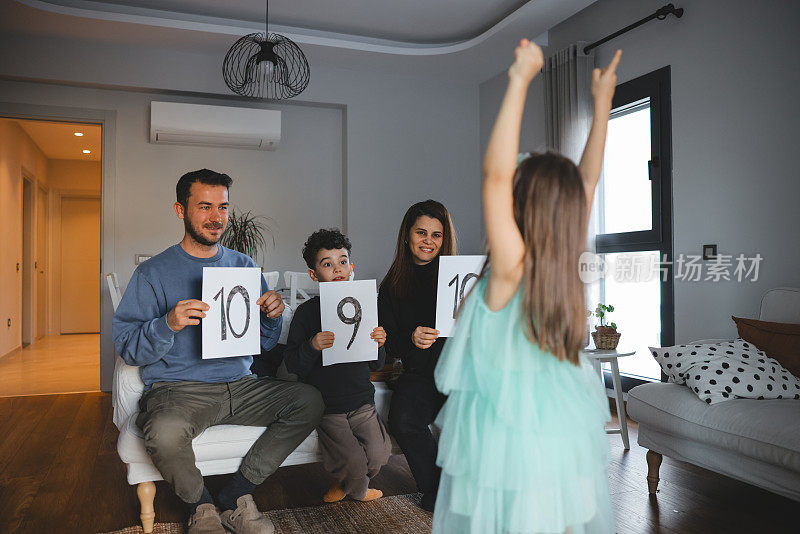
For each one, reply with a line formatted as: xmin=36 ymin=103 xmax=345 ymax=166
xmin=220 ymin=208 xmax=275 ymax=265
xmin=592 ymin=303 xmax=617 ymax=330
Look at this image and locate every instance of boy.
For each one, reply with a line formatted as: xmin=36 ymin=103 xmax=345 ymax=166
xmin=281 ymin=228 xmax=392 ymax=502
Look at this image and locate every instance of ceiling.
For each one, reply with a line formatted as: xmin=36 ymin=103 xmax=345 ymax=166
xmin=0 ymin=0 xmax=598 ymax=82
xmin=3 ymin=119 xmax=102 ymax=161
xmin=78 ymin=0 xmax=534 ymax=44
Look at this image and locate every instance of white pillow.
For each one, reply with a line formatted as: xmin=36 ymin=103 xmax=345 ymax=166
xmin=649 ymin=339 xmax=800 ymax=404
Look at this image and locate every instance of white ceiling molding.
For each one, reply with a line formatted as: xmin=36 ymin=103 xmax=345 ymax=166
xmin=15 ymin=0 xmax=548 ymax=55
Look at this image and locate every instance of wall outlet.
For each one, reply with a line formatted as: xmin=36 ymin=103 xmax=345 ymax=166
xmin=7 ymin=318 xmax=11 ymax=328
xmin=702 ymin=244 xmax=717 ymax=261
xmin=135 ymin=254 xmax=153 ymax=265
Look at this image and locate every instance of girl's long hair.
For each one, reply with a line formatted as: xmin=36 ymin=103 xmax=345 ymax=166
xmin=506 ymin=152 xmax=588 ymax=365
xmin=380 ymin=200 xmax=457 ymax=298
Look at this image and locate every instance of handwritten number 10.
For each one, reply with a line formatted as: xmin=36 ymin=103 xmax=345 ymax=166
xmin=337 ymin=297 xmax=362 ymax=350
xmin=213 ymin=285 xmax=251 ymax=341
xmin=448 ymin=273 xmax=478 ymax=319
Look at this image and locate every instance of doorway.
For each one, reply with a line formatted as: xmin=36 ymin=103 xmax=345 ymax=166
xmin=0 ymin=118 xmax=102 ymax=396
xmin=60 ymin=196 xmax=101 ymax=334
xmin=21 ymin=174 xmax=34 ymax=347
xmin=36 ymin=185 xmax=49 ymax=339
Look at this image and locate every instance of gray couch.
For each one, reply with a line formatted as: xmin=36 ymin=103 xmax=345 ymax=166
xmin=627 ymin=288 xmax=800 ymax=501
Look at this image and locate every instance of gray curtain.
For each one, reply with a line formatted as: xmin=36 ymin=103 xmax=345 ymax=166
xmin=543 ymin=42 xmax=594 ymax=163
xmin=544 ymin=42 xmax=600 ymax=326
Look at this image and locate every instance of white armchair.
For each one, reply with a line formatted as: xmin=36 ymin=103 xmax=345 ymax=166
xmin=108 ymin=273 xmax=393 ymax=532
xmin=114 ymin=363 xmax=394 ymax=532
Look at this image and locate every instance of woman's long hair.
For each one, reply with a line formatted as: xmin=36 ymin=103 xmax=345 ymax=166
xmin=380 ymin=200 xmax=457 ymax=298
xmin=506 ymin=152 xmax=588 ymax=365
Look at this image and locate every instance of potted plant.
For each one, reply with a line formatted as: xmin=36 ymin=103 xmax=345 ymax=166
xmin=220 ymin=208 xmax=275 ymax=266
xmin=591 ymin=303 xmax=621 ymax=350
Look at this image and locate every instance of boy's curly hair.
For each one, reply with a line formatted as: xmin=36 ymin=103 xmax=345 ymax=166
xmin=302 ymin=228 xmax=352 ymax=269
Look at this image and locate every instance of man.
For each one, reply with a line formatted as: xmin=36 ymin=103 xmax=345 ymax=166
xmin=113 ymin=169 xmax=323 ymax=534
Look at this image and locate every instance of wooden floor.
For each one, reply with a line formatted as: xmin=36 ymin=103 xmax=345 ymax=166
xmin=0 ymin=393 xmax=794 ymax=534
xmin=0 ymin=334 xmax=100 ymax=397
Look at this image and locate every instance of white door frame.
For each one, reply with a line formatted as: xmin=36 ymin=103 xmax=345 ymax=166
xmin=0 ymin=102 xmax=117 ymax=391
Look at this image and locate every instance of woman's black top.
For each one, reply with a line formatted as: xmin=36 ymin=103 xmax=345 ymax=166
xmin=378 ymin=257 xmax=445 ymax=381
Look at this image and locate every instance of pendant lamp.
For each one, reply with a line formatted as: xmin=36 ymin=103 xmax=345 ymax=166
xmin=223 ymin=1 xmax=310 ymax=99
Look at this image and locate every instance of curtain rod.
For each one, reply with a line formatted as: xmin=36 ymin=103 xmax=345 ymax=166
xmin=583 ymin=3 xmax=684 ymax=54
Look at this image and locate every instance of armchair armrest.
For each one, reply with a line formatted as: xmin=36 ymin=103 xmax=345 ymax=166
xmin=112 ymin=355 xmax=145 ymax=430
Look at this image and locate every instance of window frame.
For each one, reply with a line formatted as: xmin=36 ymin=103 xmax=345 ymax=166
xmin=596 ymin=66 xmax=675 ymax=391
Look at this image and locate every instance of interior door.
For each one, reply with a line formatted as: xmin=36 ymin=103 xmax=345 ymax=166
xmin=36 ymin=186 xmax=48 ymax=338
xmin=60 ymin=196 xmax=101 ymax=334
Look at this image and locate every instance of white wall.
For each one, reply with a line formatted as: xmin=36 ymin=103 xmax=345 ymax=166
xmin=0 ymin=31 xmax=482 ymax=389
xmin=479 ymin=0 xmax=800 ymax=343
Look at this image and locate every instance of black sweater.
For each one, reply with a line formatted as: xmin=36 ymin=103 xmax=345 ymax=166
xmin=378 ymin=258 xmax=445 ymax=381
xmin=282 ymin=296 xmax=386 ymax=414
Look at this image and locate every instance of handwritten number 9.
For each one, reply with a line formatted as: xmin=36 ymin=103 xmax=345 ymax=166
xmin=448 ymin=273 xmax=479 ymax=319
xmin=213 ymin=285 xmax=251 ymax=341
xmin=337 ymin=297 xmax=362 ymax=350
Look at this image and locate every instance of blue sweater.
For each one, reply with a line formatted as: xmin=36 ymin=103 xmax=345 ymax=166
xmin=112 ymin=244 xmax=281 ymax=387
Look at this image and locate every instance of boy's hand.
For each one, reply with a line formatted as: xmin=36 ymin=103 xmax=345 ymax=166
xmin=371 ymin=326 xmax=387 ymax=347
xmin=257 ymin=291 xmax=285 ymax=319
xmin=411 ymin=326 xmax=439 ymax=350
xmin=311 ymin=331 xmax=335 ymax=351
xmin=591 ymin=49 xmax=622 ymax=113
xmin=166 ymin=299 xmax=209 ymax=332
xmin=508 ymin=38 xmax=544 ymax=85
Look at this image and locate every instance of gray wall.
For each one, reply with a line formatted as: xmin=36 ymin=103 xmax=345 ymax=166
xmin=0 ymin=32 xmax=483 ymax=389
xmin=479 ymin=0 xmax=800 ymax=343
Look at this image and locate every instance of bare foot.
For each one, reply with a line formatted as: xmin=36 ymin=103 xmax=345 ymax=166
xmin=354 ymin=489 xmax=383 ymax=501
xmin=323 ymin=484 xmax=346 ymax=503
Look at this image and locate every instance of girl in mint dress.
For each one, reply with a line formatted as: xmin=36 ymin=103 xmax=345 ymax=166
xmin=433 ymin=40 xmax=623 ymax=534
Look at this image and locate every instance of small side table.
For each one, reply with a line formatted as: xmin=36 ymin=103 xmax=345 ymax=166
xmin=581 ymin=349 xmax=636 ymax=450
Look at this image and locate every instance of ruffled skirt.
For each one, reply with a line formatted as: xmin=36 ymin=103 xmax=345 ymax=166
xmin=432 ymin=285 xmax=614 ymax=533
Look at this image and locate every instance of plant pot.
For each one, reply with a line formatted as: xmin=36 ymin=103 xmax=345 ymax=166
xmin=592 ymin=329 xmax=621 ymax=350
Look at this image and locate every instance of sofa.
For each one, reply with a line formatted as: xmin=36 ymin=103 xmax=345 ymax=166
xmin=627 ymin=287 xmax=800 ymax=501
xmin=112 ymin=352 xmax=394 ymax=533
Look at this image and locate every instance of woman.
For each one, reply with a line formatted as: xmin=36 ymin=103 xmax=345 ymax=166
xmin=378 ymin=199 xmax=457 ymax=512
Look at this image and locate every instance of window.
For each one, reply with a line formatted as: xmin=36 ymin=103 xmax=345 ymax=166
xmin=595 ymin=67 xmax=674 ymax=390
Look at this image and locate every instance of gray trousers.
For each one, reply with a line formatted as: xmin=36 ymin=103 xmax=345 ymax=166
xmin=316 ymin=403 xmax=393 ymax=499
xmin=136 ymin=375 xmax=323 ymax=503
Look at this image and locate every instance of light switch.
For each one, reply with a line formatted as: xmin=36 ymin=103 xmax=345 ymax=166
xmin=135 ymin=254 xmax=153 ymax=265
xmin=702 ymin=244 xmax=717 ymax=261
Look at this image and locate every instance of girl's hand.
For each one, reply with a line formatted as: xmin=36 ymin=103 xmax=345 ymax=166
xmin=411 ymin=326 xmax=439 ymax=349
xmin=508 ymin=39 xmax=544 ymax=85
xmin=371 ymin=326 xmax=387 ymax=347
xmin=591 ymin=49 xmax=622 ymax=113
xmin=311 ymin=331 xmax=335 ymax=351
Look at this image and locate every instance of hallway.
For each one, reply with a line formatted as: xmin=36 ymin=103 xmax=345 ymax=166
xmin=0 ymin=334 xmax=100 ymax=397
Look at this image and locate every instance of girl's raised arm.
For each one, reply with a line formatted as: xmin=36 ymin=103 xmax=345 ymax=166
xmin=578 ymin=50 xmax=622 ymax=211
xmin=482 ymin=39 xmax=543 ymax=309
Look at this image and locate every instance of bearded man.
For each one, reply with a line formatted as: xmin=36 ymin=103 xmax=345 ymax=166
xmin=113 ymin=169 xmax=323 ymax=534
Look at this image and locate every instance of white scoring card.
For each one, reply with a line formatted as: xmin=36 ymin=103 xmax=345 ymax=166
xmin=202 ymin=267 xmax=262 ymax=359
xmin=319 ymin=279 xmax=379 ymax=366
xmin=436 ymin=255 xmax=487 ymax=337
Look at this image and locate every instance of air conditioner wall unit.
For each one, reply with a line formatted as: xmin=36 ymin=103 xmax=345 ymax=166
xmin=150 ymin=101 xmax=281 ymax=151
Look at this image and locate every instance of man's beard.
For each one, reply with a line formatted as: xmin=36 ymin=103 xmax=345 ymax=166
xmin=185 ymin=218 xmax=224 ymax=247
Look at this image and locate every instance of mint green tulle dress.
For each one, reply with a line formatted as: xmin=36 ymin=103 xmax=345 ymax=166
xmin=433 ymin=276 xmax=614 ymax=534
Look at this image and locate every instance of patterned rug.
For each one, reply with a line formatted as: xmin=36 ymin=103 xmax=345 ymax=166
xmin=101 ymin=493 xmax=432 ymax=534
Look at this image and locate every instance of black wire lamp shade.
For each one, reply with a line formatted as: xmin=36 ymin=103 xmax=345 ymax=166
xmin=223 ymin=2 xmax=310 ymax=99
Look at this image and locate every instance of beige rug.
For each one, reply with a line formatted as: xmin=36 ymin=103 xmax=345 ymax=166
xmin=101 ymin=493 xmax=432 ymax=534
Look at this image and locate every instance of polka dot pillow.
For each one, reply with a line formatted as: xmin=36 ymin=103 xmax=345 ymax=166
xmin=649 ymin=338 xmax=800 ymax=404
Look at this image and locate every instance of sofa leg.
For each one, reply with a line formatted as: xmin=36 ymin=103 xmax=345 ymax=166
xmin=137 ymin=481 xmax=156 ymax=533
xmin=646 ymin=450 xmax=662 ymax=494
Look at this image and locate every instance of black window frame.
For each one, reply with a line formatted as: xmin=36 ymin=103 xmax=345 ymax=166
xmin=596 ymin=66 xmax=674 ymax=392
